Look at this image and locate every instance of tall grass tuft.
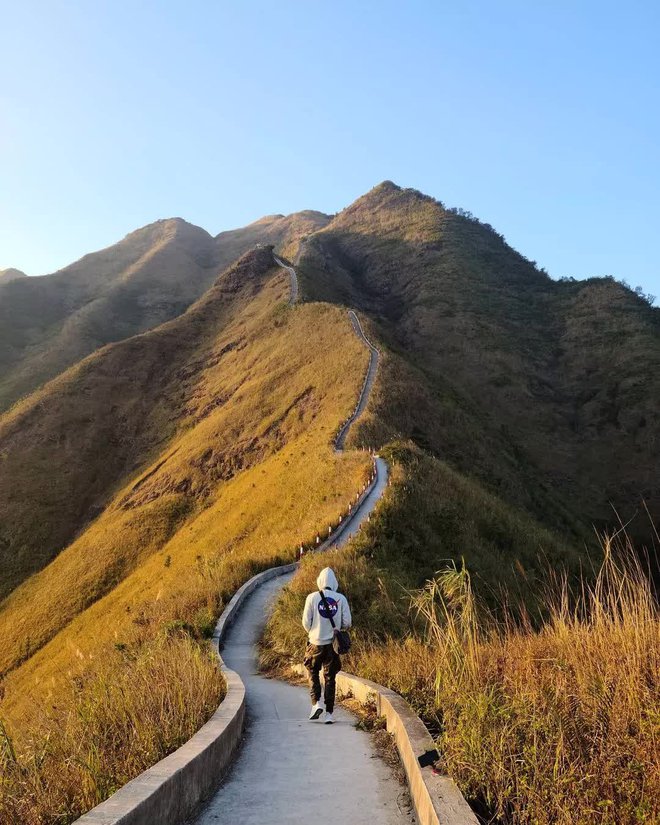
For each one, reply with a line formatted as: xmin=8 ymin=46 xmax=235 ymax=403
xmin=357 ymin=532 xmax=659 ymax=824
xmin=0 ymin=632 xmax=223 ymax=825
xmin=411 ymin=561 xmax=480 ymax=687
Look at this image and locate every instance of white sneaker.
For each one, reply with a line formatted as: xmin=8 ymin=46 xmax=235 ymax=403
xmin=309 ymin=703 xmax=323 ymax=720
xmin=324 ymin=712 xmax=334 ymax=724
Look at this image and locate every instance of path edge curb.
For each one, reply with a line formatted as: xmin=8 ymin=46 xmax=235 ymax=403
xmin=74 ymin=562 xmax=297 ymax=825
xmin=292 ymin=664 xmax=479 ymax=825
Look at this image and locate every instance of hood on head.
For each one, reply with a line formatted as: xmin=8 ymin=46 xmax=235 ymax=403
xmin=317 ymin=567 xmax=338 ymax=591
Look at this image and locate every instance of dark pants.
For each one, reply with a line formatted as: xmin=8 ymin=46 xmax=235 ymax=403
xmin=304 ymin=642 xmax=341 ymax=713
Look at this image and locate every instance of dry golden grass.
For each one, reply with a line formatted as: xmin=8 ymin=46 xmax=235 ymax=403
xmin=0 ymin=216 xmax=333 ymax=599
xmin=262 ymin=440 xmax=657 ymax=824
xmin=0 ymin=256 xmax=369 ymax=687
xmin=360 ymin=539 xmax=660 ymax=825
xmin=356 ymin=538 xmax=659 ymax=824
xmin=0 ymin=632 xmax=223 ymax=824
xmin=0 ymin=249 xmax=373 ymax=819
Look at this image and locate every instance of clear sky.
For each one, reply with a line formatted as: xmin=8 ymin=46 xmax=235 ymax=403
xmin=2 ymin=1 xmax=659 ymax=296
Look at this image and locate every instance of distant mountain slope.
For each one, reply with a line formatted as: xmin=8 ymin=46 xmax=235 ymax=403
xmin=215 ymin=210 xmax=330 ymax=262
xmin=0 ymin=268 xmax=27 ymax=284
xmin=0 ymin=211 xmax=330 ymax=412
xmin=296 ymin=182 xmax=660 ymax=541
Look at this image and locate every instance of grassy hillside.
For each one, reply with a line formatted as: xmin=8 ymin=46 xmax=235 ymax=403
xmin=262 ymin=441 xmax=583 ymax=664
xmin=0 ymin=210 xmax=329 ymax=413
xmin=0 ymin=246 xmax=373 ymax=820
xmin=259 ymin=318 xmax=656 ymax=825
xmin=296 ymin=182 xmax=660 ymax=544
xmin=0 ymin=243 xmax=260 ymax=597
xmin=259 ymin=183 xmax=659 ymax=824
xmin=0 ymin=246 xmax=371 ymax=685
xmin=0 ymin=211 xmax=332 ymax=595
xmin=264 ymin=495 xmax=658 ymax=825
xmin=2 ymin=182 xmax=657 ymax=822
xmin=0 ymin=219 xmax=214 ymax=412
xmin=215 ymin=209 xmax=330 ymax=262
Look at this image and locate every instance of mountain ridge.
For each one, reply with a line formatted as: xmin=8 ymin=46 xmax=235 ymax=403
xmin=293 ymin=182 xmax=660 ymax=542
xmin=3 ymin=182 xmax=658 ymax=552
xmin=0 ymin=210 xmax=330 ymax=413
xmin=1 ymin=183 xmax=658 ymax=822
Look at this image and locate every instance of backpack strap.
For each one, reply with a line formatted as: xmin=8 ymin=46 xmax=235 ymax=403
xmin=318 ymin=590 xmax=337 ymax=630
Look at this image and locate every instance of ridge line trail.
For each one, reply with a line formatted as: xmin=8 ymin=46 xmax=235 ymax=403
xmin=273 ymin=254 xmax=298 ymax=304
xmin=335 ymin=310 xmax=379 ymax=451
xmin=191 ymin=260 xmax=408 ymax=824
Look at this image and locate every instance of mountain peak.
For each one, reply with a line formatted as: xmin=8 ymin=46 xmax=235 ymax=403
xmin=118 ymin=217 xmax=214 ymax=250
xmin=373 ymin=179 xmax=401 ymax=193
xmin=341 ymin=180 xmax=438 ymax=215
xmin=327 ymin=181 xmax=442 ymax=242
xmin=250 ymin=214 xmax=286 ymax=226
xmin=148 ymin=216 xmax=211 ymax=235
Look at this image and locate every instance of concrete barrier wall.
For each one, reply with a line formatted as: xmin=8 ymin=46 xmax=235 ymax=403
xmin=292 ymin=665 xmax=478 ymax=825
xmin=75 ymin=562 xmax=297 ymax=825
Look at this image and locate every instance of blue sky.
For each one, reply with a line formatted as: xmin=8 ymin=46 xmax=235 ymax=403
xmin=2 ymin=1 xmax=659 ymax=296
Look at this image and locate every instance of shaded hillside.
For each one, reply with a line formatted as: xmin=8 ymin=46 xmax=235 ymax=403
xmin=0 ymin=211 xmax=329 ymax=412
xmin=296 ymin=182 xmax=660 ymax=541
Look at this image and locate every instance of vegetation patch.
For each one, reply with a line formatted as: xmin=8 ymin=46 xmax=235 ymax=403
xmin=263 ymin=455 xmax=659 ymax=825
xmin=0 ymin=632 xmax=223 ymax=825
xmin=0 ymin=252 xmax=372 ymax=819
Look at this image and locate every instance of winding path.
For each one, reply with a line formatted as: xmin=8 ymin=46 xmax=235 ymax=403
xmin=273 ymin=254 xmax=298 ymax=304
xmin=335 ymin=310 xmax=380 ymax=450
xmin=191 ymin=260 xmax=407 ymax=824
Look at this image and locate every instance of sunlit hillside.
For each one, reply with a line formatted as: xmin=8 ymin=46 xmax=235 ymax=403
xmin=0 ymin=268 xmax=27 ymax=284
xmin=0 ymin=246 xmax=370 ymax=727
xmin=265 ymin=505 xmax=659 ymax=825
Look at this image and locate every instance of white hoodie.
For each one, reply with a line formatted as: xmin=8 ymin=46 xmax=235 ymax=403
xmin=302 ymin=567 xmax=352 ymax=646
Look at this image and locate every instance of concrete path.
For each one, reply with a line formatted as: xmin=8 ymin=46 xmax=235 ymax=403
xmin=334 ymin=455 xmax=388 ymax=548
xmin=193 ymin=574 xmax=413 ymax=825
xmin=191 ymin=258 xmax=410 ymax=824
xmin=335 ymin=310 xmax=380 ymax=450
xmin=273 ymin=254 xmax=298 ymax=304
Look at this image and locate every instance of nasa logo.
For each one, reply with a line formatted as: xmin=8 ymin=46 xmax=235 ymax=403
xmin=318 ymin=596 xmax=338 ymax=619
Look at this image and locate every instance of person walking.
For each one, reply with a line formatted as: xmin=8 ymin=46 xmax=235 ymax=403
xmin=302 ymin=567 xmax=351 ymax=724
